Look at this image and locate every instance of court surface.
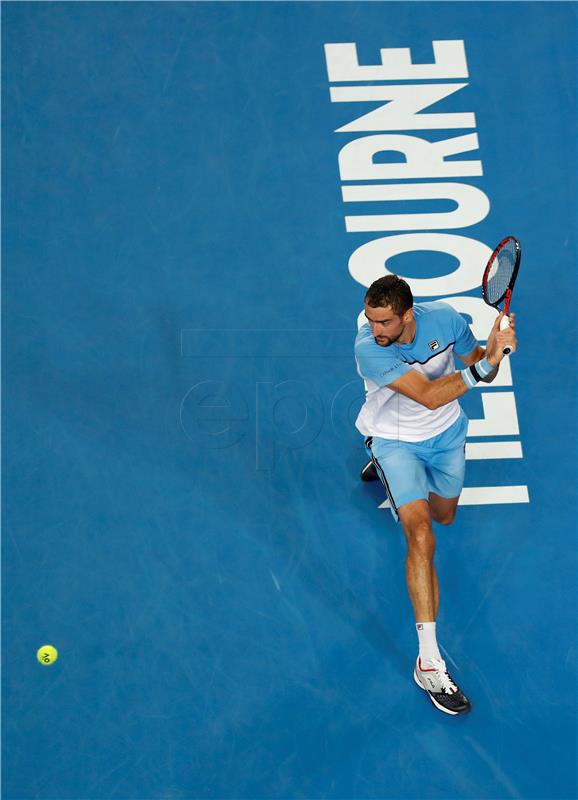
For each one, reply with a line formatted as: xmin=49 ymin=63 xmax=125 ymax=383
xmin=3 ymin=3 xmax=577 ymax=799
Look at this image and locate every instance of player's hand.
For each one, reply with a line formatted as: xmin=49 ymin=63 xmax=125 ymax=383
xmin=486 ymin=312 xmax=517 ymax=366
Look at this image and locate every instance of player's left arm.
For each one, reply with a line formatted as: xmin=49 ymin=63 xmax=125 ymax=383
xmin=458 ymin=345 xmax=485 ymax=367
xmin=457 ymin=313 xmax=517 ymax=382
xmin=458 ymin=345 xmax=498 ymax=382
xmin=456 ymin=344 xmax=498 ymax=383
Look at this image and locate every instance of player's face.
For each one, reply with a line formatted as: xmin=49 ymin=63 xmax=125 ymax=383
xmin=365 ymin=303 xmax=407 ymax=346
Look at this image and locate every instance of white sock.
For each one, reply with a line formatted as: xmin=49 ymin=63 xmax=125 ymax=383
xmin=416 ymin=621 xmax=442 ymax=664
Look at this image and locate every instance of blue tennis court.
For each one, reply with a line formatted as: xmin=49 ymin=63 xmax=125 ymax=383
xmin=3 ymin=2 xmax=576 ymax=798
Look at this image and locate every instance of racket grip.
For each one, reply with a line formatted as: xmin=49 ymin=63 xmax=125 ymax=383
xmin=500 ymin=314 xmax=512 ymax=355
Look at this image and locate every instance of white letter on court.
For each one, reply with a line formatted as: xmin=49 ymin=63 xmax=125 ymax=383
xmin=324 ymin=40 xmax=468 ymax=82
xmin=467 ymin=393 xmax=520 ymax=437
xmin=349 ymin=234 xmax=492 ymax=296
xmin=343 ymin=183 xmax=490 ymax=232
xmin=329 ymin=84 xmax=475 ymax=132
xmin=339 ymin=133 xmax=482 ymax=181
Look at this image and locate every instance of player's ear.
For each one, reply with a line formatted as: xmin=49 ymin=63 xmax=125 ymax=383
xmin=403 ymin=307 xmax=414 ymax=323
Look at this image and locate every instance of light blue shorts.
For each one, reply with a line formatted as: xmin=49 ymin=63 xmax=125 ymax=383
xmin=365 ymin=411 xmax=468 ymax=522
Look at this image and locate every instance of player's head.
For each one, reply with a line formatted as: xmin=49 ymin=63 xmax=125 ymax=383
xmin=364 ymin=275 xmax=414 ymax=347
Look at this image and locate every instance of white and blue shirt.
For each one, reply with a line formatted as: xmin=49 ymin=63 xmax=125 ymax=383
xmin=354 ymin=301 xmax=478 ymax=442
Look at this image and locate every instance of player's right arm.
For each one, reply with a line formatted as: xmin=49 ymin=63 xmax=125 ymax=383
xmin=389 ymin=313 xmax=517 ymax=409
xmin=388 ymin=369 xmax=470 ymax=410
xmin=355 ymin=334 xmax=468 ymax=410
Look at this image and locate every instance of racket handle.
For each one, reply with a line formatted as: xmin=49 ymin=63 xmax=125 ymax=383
xmin=500 ymin=314 xmax=512 ymax=355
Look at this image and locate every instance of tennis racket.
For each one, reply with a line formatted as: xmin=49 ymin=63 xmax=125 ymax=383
xmin=481 ymin=236 xmax=521 ymax=355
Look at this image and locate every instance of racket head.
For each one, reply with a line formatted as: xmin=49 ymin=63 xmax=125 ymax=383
xmin=482 ymin=235 xmax=521 ymax=311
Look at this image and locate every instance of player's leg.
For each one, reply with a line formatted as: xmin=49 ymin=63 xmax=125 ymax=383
xmin=424 ymin=412 xmax=468 ymax=526
xmin=397 ymin=497 xmax=469 ymax=714
xmin=408 ymin=414 xmax=471 ymax=714
xmin=364 ymin=440 xmax=444 ymax=660
xmin=428 ymin=493 xmax=459 ymax=525
xmin=364 ymin=439 xmax=437 ymax=619
xmin=397 ymin=499 xmax=438 ymax=621
xmin=368 ymin=439 xmax=471 ymax=714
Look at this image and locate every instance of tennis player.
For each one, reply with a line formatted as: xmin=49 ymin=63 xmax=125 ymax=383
xmin=355 ymin=274 xmax=516 ymax=715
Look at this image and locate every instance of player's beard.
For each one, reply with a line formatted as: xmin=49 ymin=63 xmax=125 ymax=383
xmin=375 ymin=326 xmax=404 ymax=346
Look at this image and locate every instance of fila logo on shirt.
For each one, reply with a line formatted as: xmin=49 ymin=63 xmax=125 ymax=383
xmin=428 ymin=339 xmax=440 ymax=351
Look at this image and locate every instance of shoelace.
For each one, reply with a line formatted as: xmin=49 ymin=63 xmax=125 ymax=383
xmin=426 ymin=658 xmax=459 ymax=694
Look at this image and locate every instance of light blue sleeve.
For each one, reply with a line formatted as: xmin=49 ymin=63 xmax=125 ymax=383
xmin=355 ymin=336 xmax=412 ymax=387
xmin=451 ymin=308 xmax=479 ymax=356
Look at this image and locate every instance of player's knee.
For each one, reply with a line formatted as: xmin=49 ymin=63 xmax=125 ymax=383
xmin=434 ymin=508 xmax=457 ymax=526
xmin=405 ymin=518 xmax=435 ymax=555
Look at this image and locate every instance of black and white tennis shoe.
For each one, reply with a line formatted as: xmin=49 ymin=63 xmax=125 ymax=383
xmin=360 ymin=461 xmax=378 ymax=482
xmin=414 ymin=657 xmax=471 ymax=715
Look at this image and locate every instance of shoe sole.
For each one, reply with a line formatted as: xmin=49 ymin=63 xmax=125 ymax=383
xmin=413 ymin=669 xmax=470 ymax=716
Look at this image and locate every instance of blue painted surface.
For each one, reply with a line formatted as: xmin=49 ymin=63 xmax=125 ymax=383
xmin=2 ymin=3 xmax=576 ymax=798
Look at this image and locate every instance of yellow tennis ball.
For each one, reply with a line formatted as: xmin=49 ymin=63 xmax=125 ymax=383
xmin=37 ymin=645 xmax=58 ymax=665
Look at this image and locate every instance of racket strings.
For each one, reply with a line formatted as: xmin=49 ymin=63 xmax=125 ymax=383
xmin=484 ymin=241 xmax=517 ymax=304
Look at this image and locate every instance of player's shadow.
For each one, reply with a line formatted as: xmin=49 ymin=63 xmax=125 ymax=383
xmin=261 ymin=449 xmax=411 ymax=680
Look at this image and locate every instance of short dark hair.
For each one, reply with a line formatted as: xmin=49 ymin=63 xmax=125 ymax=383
xmin=365 ymin=275 xmax=413 ymax=316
